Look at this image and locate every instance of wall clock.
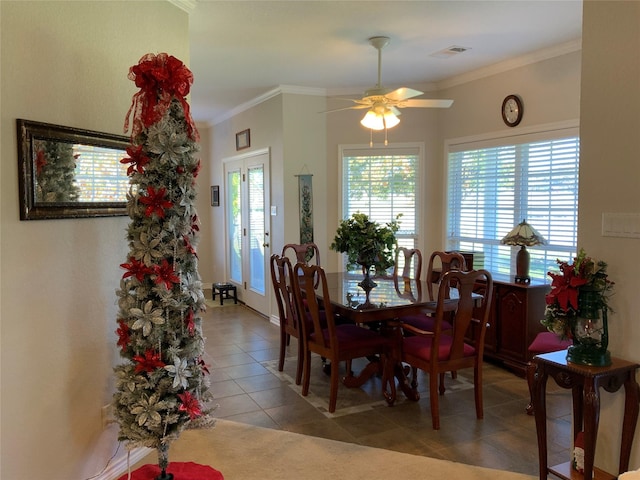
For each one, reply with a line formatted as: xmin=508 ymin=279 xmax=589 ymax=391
xmin=501 ymin=94 xmax=523 ymax=127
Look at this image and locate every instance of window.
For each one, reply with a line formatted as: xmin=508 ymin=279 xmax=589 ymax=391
xmin=446 ymin=127 xmax=579 ymax=283
xmin=340 ymin=144 xmax=421 ymax=270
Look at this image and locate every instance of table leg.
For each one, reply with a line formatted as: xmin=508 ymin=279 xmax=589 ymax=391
xmin=581 ymin=378 xmax=600 ymax=480
xmin=532 ymin=362 xmax=549 ymax=480
xmin=620 ymin=375 xmax=640 ymax=473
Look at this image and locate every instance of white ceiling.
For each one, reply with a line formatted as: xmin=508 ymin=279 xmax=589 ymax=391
xmin=184 ymin=1 xmax=583 ymax=124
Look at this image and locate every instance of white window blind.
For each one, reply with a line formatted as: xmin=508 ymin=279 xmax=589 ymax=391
xmin=447 ymin=129 xmax=579 ymax=283
xmin=340 ymin=145 xmax=420 ymax=257
xmin=74 ymin=144 xmax=129 ymax=202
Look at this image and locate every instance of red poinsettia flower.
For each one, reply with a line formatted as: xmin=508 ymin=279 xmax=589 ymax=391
xmin=192 ymin=160 xmax=201 ymax=178
xmin=153 ymin=259 xmax=180 ymax=290
xmin=197 ymin=357 xmax=210 ymax=375
xmin=121 ymin=257 xmax=153 ymax=282
xmin=35 ymin=149 xmax=48 ymax=175
xmin=191 ymin=215 xmax=200 ymax=233
xmin=183 ymin=235 xmax=197 ymax=257
xmin=177 ymin=391 xmax=202 ymax=419
xmin=139 ymin=186 xmax=173 ymax=218
xmin=116 ymin=319 xmax=130 ymax=351
xmin=133 ymin=349 xmax=165 ymax=374
xmin=546 ymin=260 xmax=589 ymax=312
xmin=184 ymin=308 xmax=195 ymax=335
xmin=120 ymin=145 xmax=151 ymax=175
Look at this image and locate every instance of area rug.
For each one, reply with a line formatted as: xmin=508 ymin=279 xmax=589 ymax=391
xmin=130 ymin=420 xmax=536 ymax=480
xmin=261 ymin=356 xmax=475 ymax=418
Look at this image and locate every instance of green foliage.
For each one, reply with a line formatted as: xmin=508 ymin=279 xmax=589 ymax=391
xmin=330 ymin=212 xmax=401 ymax=273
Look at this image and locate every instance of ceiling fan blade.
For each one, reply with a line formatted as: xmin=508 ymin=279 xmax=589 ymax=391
xmin=385 ymin=87 xmax=423 ymax=102
xmin=320 ymin=104 xmax=371 ymax=114
xmin=390 ymin=106 xmax=401 ymax=116
xmin=398 ymin=99 xmax=454 ymax=108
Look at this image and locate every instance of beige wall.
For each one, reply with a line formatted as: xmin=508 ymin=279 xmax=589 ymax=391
xmin=0 ymin=2 xmax=188 ymax=478
xmin=579 ymin=0 xmax=640 ymax=471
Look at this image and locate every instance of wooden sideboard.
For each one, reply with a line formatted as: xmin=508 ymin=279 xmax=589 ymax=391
xmin=469 ymin=275 xmax=550 ymax=376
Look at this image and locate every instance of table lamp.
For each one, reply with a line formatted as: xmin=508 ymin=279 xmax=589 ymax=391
xmin=501 ymin=219 xmax=546 ymax=284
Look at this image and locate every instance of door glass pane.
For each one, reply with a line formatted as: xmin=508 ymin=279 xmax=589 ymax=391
xmin=248 ymin=165 xmax=265 ymax=294
xmin=227 ymin=169 xmax=242 ymax=284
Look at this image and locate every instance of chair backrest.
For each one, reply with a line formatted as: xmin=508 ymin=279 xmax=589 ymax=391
xmin=426 ymin=251 xmax=467 ymax=301
xmin=393 ymin=247 xmax=423 ymax=300
xmin=393 ymin=247 xmax=423 ymax=282
xmin=290 ymin=263 xmax=336 ymax=354
xmin=270 ymin=254 xmax=301 ymax=338
xmin=434 ymin=269 xmax=493 ymax=362
xmin=281 ymin=243 xmax=321 ymax=266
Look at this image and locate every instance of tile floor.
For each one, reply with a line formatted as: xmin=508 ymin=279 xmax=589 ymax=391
xmin=201 ymin=301 xmax=572 ymax=476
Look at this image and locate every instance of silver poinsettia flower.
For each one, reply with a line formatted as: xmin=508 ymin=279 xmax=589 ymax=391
xmin=130 ymin=300 xmax=165 ymax=336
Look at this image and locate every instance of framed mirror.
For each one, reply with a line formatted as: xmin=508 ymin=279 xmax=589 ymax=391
xmin=17 ymin=119 xmax=131 ymax=220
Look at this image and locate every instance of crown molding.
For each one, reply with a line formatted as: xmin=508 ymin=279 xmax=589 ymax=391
xmin=214 ymin=85 xmax=326 ymax=125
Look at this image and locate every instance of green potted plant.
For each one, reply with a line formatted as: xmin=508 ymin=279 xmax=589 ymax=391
xmin=330 ymin=212 xmax=401 ymax=289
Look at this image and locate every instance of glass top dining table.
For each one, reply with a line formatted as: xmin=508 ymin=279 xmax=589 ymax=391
xmin=322 ymin=271 xmax=459 ymax=323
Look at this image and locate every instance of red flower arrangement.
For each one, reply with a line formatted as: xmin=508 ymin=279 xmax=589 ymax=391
xmin=542 ymin=249 xmax=614 ymax=338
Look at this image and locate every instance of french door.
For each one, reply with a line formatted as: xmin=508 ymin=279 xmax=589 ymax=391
xmin=223 ymin=148 xmax=271 ymax=315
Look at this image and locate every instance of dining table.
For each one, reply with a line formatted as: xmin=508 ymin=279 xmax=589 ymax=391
xmin=318 ymin=271 xmax=468 ymax=405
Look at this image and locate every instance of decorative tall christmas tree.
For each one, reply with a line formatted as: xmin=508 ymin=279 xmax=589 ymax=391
xmin=113 ymin=53 xmax=214 ymax=480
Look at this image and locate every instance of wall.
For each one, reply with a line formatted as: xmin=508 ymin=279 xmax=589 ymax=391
xmin=324 ymin=101 xmax=445 ymax=271
xmin=208 ymin=90 xmax=325 ymax=322
xmin=579 ymin=1 xmax=640 ymax=471
xmin=0 ymin=2 xmax=188 ymax=478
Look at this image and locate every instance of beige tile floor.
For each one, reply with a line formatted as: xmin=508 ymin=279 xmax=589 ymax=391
xmin=201 ymin=301 xmax=572 ymax=477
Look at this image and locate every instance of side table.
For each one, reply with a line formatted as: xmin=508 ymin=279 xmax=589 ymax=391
xmin=212 ymin=282 xmax=238 ymax=305
xmin=531 ymin=350 xmax=639 ymax=480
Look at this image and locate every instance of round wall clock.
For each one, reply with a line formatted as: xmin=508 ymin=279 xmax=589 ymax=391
xmin=501 ymin=94 xmax=523 ymax=127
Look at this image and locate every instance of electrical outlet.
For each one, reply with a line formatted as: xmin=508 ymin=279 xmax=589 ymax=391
xmin=101 ymin=404 xmax=114 ymax=428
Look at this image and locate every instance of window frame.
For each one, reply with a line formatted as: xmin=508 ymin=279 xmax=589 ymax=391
xmin=444 ymin=122 xmax=580 ymax=283
xmin=338 ymin=143 xmax=423 ymax=270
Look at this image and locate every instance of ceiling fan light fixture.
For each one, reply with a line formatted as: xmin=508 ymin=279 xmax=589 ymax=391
xmin=360 ymin=108 xmax=400 ymax=130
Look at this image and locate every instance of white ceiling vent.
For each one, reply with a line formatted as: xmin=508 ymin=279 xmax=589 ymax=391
xmin=430 ymin=45 xmax=471 ymax=59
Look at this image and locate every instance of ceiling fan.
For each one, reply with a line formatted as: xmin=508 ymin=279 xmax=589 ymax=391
xmin=327 ymin=36 xmax=453 ymax=143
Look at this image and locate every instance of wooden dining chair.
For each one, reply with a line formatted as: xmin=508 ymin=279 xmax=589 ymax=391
xmin=281 ymin=242 xmax=321 ymax=266
xmin=400 ymin=250 xmax=466 ymax=333
xmin=400 ymin=268 xmax=493 ymax=430
xmin=393 ymin=247 xmax=423 ymax=283
xmin=291 ymin=262 xmax=394 ymax=413
xmin=270 ymin=254 xmax=305 ymax=385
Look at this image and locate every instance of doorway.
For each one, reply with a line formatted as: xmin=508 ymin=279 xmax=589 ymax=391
xmin=223 ymin=148 xmax=271 ymax=315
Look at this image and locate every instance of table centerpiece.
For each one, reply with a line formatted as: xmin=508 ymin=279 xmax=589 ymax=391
xmin=541 ymin=248 xmax=614 ymax=366
xmin=330 ymin=212 xmax=400 ymax=290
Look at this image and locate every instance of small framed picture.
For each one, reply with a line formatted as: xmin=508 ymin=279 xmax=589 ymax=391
xmin=235 ymin=129 xmax=250 ymax=150
xmin=211 ymin=185 xmax=220 ymax=207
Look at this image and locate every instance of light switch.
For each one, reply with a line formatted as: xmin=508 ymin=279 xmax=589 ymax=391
xmin=270 ymin=206 xmax=277 ymax=216
xmin=602 ymin=213 xmax=640 ymax=238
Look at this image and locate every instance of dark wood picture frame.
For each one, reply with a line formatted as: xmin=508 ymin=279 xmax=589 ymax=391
xmin=16 ymin=118 xmax=130 ymax=220
xmin=211 ymin=185 xmax=220 ymax=207
xmin=235 ymin=129 xmax=250 ymax=150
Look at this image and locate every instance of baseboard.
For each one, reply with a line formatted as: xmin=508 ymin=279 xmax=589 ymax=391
xmin=97 ymin=446 xmax=153 ymax=480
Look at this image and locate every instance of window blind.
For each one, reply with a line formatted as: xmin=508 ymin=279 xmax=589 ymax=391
xmin=447 ymin=130 xmax=579 ymax=283
xmin=340 ymin=145 xmax=421 ymax=255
